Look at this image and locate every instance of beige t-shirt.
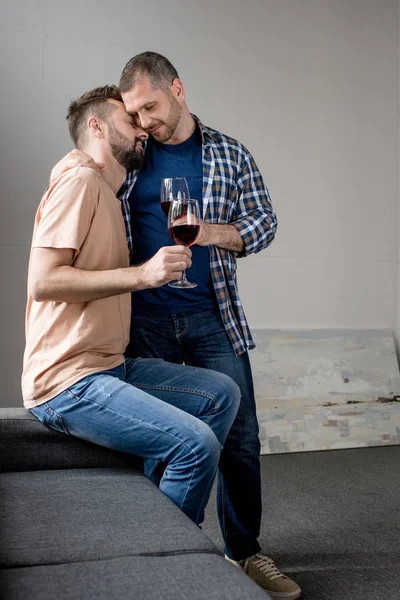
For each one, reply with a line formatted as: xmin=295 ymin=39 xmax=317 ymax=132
xmin=22 ymin=166 xmax=131 ymax=408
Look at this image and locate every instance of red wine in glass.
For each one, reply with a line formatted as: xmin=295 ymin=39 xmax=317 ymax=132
xmin=160 ymin=177 xmax=190 ymax=218
xmin=167 ymin=198 xmax=200 ymax=289
xmin=168 ymin=224 xmax=200 ymax=246
xmin=161 ymin=201 xmax=171 ymax=217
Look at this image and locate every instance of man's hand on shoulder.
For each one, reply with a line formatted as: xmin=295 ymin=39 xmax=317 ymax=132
xmin=49 ymin=149 xmax=105 ymax=185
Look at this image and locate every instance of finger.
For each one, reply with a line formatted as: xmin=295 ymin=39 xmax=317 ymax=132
xmin=171 ymin=260 xmax=191 ymax=272
xmin=166 ymin=245 xmax=192 ymax=256
xmin=165 ymin=244 xmax=191 ymax=252
xmin=168 ymin=255 xmax=192 ymax=265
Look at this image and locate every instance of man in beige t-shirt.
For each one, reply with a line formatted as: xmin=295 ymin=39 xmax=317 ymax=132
xmin=23 ymin=85 xmax=240 ymax=526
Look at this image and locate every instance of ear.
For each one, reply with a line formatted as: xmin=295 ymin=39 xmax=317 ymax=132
xmin=171 ymin=78 xmax=185 ymax=103
xmin=87 ymin=116 xmax=104 ymax=138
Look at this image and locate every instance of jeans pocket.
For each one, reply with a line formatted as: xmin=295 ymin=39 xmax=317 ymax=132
xmin=40 ymin=403 xmax=69 ymax=435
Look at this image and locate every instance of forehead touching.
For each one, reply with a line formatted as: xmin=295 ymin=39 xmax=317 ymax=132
xmin=105 ymin=99 xmax=136 ymax=126
xmin=107 ymin=98 xmax=127 ymax=115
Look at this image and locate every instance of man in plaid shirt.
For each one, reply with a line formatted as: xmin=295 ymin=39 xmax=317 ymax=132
xmin=118 ymin=52 xmax=300 ymax=600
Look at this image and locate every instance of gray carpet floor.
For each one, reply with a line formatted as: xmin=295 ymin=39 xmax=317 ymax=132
xmin=202 ymin=445 xmax=400 ymax=600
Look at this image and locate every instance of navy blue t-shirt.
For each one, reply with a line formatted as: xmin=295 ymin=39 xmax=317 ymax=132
xmin=129 ymin=125 xmax=217 ymax=314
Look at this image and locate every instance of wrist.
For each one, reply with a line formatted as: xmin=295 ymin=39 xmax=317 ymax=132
xmin=203 ymin=222 xmax=213 ymax=245
xmin=135 ymin=264 xmax=150 ymax=290
xmin=198 ymin=221 xmax=215 ymax=246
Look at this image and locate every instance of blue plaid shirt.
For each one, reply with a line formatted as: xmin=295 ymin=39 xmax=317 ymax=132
xmin=118 ymin=115 xmax=278 ymax=356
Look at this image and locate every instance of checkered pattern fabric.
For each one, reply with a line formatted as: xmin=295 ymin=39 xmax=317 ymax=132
xmin=118 ymin=116 xmax=277 ymax=356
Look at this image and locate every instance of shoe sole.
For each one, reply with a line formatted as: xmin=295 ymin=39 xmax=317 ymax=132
xmin=266 ymin=591 xmax=301 ymax=600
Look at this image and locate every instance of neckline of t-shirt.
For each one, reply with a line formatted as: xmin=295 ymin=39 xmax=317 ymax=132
xmin=153 ymin=125 xmax=200 ymax=153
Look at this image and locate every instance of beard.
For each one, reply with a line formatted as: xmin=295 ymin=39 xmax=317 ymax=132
xmin=108 ymin=124 xmax=145 ymax=171
xmin=147 ymin=96 xmax=183 ymax=143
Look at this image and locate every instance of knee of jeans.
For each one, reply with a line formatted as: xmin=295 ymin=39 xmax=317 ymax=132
xmin=213 ymin=373 xmax=241 ymax=415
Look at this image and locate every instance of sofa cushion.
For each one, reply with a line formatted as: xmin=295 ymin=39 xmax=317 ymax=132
xmin=0 ymin=468 xmax=216 ymax=568
xmin=0 ymin=408 xmax=142 ymax=472
xmin=0 ymin=554 xmax=270 ymax=600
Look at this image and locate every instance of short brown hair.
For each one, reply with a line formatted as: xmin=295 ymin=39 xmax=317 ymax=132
xmin=119 ymin=51 xmax=179 ymax=93
xmin=66 ymin=85 xmax=123 ymax=148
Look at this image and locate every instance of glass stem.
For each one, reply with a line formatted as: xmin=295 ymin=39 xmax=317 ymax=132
xmin=178 ymin=269 xmax=189 ymax=284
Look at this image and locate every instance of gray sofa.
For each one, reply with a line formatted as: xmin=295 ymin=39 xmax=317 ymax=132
xmin=0 ymin=408 xmax=269 ymax=600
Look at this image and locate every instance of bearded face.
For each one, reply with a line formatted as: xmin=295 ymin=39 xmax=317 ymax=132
xmin=108 ymin=122 xmax=145 ymax=171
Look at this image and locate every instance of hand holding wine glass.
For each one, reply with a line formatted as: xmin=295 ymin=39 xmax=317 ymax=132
xmin=138 ymin=246 xmax=192 ymax=288
xmin=167 ymin=198 xmax=200 ymax=288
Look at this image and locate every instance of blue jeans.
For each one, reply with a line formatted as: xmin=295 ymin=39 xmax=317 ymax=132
xmin=126 ymin=308 xmax=262 ymax=561
xmin=30 ymin=358 xmax=240 ymax=526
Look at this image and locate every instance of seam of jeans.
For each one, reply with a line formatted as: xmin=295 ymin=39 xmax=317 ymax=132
xmin=128 ymin=383 xmax=220 ymax=426
xmin=177 ymin=448 xmax=197 ymax=514
xmin=128 ymin=383 xmax=216 ymax=401
xmin=172 ymin=314 xmax=188 ymax=340
xmin=66 ymin=389 xmax=80 ymax=402
xmin=177 ymin=315 xmax=188 ymax=339
xmin=195 ymin=460 xmax=219 ymax=524
xmin=43 ymin=403 xmax=69 ymax=435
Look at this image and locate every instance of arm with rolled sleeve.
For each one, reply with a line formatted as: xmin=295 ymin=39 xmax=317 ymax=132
xmin=230 ymin=149 xmax=278 ymax=258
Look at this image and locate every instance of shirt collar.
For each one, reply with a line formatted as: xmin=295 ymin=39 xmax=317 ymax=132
xmin=191 ymin=114 xmax=213 ymax=145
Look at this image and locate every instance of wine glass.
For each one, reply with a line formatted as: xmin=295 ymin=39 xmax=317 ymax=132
xmin=167 ymin=198 xmax=200 ymax=288
xmin=160 ymin=177 xmax=190 ymax=217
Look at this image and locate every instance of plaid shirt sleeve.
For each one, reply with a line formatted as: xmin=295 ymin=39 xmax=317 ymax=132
xmin=230 ymin=147 xmax=278 ymax=258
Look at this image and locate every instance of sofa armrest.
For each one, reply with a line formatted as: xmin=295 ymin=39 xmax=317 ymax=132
xmin=0 ymin=408 xmax=143 ymax=472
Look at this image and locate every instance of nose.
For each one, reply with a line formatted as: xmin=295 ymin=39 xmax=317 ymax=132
xmin=138 ymin=114 xmax=154 ymax=131
xmin=138 ymin=130 xmax=149 ymax=141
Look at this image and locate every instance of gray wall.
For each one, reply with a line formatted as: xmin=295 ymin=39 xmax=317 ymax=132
xmin=1 ymin=0 xmax=398 ymax=407
xmin=397 ymin=0 xmax=400 ymax=346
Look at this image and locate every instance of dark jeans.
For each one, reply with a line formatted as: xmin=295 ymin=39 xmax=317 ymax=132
xmin=126 ymin=307 xmax=262 ymax=560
